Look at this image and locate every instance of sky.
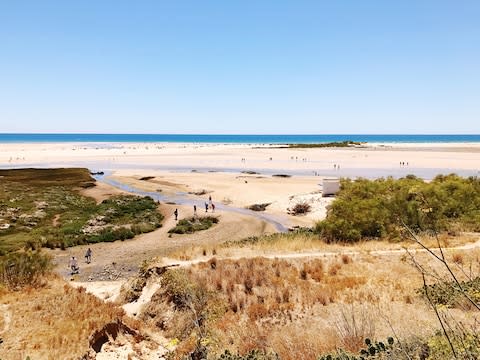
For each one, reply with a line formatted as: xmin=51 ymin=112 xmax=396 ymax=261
xmin=0 ymin=1 xmax=479 ymax=134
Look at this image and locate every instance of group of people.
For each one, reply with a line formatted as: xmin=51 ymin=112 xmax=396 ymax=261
xmin=173 ymin=195 xmax=216 ymax=222
xmin=290 ymin=156 xmax=308 ymax=162
xmin=68 ymin=247 xmax=92 ymax=275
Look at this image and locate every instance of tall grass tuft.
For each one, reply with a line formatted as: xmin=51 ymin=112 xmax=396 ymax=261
xmin=0 ymin=250 xmax=53 ymax=290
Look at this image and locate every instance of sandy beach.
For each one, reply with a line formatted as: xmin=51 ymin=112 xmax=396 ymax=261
xmin=2 ymin=141 xmax=480 ymax=175
xmin=1 ymin=141 xmax=479 ymax=234
xmin=1 ymin=141 xmax=479 ymax=229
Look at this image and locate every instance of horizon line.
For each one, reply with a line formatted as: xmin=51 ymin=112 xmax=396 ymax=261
xmin=1 ymin=132 xmax=479 ymax=136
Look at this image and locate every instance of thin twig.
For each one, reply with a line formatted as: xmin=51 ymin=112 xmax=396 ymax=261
xmin=422 ymin=273 xmax=457 ymax=358
xmin=402 ymin=220 xmax=480 ymax=311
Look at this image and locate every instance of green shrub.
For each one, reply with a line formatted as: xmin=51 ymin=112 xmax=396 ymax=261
xmin=168 ymin=216 xmax=219 ymax=234
xmin=426 ymin=330 xmax=480 ymax=359
xmin=216 ymin=349 xmax=279 ymax=359
xmin=86 ymin=226 xmax=135 ymax=243
xmin=316 ymin=175 xmax=480 ymax=242
xmin=317 ymin=337 xmax=395 ymax=360
xmin=0 ymin=250 xmax=53 ymax=290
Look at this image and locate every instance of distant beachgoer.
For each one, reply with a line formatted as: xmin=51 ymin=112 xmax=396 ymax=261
xmin=193 ymin=205 xmax=197 ymax=216
xmin=212 ymin=203 xmax=215 ymax=212
xmin=205 ymin=202 xmax=209 ymax=212
xmin=174 ymin=208 xmax=178 ymax=221
xmin=69 ymin=256 xmax=79 ymax=274
xmin=85 ymin=248 xmax=92 ymax=264
xmin=208 ymin=195 xmax=212 ymax=206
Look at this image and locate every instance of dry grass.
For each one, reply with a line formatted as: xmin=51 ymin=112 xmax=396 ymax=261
xmin=148 ymin=246 xmax=480 ymax=359
xmin=166 ymin=232 xmax=479 ymax=263
xmin=187 ymin=257 xmax=366 ymax=314
xmin=452 ymin=252 xmax=464 ymax=265
xmin=141 ymin=256 xmax=369 ymax=358
xmin=0 ymin=275 xmax=133 ymax=360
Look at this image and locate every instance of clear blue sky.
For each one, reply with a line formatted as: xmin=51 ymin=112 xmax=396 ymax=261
xmin=0 ymin=1 xmax=479 ymax=134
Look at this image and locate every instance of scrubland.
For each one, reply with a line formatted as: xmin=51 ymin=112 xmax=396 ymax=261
xmin=129 ymin=240 xmax=480 ymax=359
xmin=2 ymin=171 xmax=480 ymax=359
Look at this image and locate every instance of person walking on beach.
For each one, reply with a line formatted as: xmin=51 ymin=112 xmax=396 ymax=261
xmin=212 ymin=203 xmax=215 ymax=213
xmin=205 ymin=202 xmax=209 ymax=213
xmin=174 ymin=208 xmax=178 ymax=221
xmin=208 ymin=195 xmax=212 ymax=206
xmin=193 ymin=205 xmax=197 ymax=216
xmin=85 ymin=248 xmax=92 ymax=264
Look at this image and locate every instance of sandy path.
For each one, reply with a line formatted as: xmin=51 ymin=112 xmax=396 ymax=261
xmin=51 ymin=203 xmax=275 ymax=281
xmin=155 ymin=234 xmax=480 ymax=268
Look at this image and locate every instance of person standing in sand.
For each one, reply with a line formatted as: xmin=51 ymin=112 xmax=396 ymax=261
xmin=212 ymin=203 xmax=215 ymax=213
xmin=85 ymin=248 xmax=92 ymax=264
xmin=193 ymin=205 xmax=197 ymax=216
xmin=205 ymin=202 xmax=209 ymax=213
xmin=174 ymin=208 xmax=178 ymax=221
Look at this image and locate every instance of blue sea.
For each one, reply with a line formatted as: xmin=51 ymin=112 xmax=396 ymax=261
xmin=0 ymin=133 xmax=479 ymax=144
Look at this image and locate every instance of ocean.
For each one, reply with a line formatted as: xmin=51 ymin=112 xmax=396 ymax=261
xmin=0 ymin=133 xmax=479 ymax=144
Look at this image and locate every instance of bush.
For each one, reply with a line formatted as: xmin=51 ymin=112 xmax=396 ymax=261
xmin=417 ymin=276 xmax=480 ymax=308
xmin=316 ymin=175 xmax=480 ymax=242
xmin=168 ymin=216 xmax=219 ymax=234
xmin=0 ymin=250 xmax=53 ymax=290
xmin=317 ymin=337 xmax=395 ymax=360
xmin=86 ymin=226 xmax=135 ymax=243
xmin=290 ymin=202 xmax=312 ymax=215
xmin=247 ymin=203 xmax=271 ymax=212
xmin=216 ymin=349 xmax=279 ymax=359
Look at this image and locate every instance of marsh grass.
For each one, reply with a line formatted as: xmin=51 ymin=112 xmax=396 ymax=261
xmin=0 ymin=168 xmax=163 ymax=254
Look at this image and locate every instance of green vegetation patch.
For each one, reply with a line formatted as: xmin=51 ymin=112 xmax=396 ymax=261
xmin=0 ymin=168 xmax=163 ymax=254
xmin=316 ymin=174 xmax=480 ymax=242
xmin=168 ymin=216 xmax=219 ymax=234
xmin=287 ymin=141 xmax=364 ymax=148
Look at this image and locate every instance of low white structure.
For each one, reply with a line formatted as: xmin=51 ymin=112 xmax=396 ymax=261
xmin=322 ymin=178 xmax=340 ymax=197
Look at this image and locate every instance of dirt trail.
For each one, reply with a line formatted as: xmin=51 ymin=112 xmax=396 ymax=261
xmin=156 ymin=235 xmax=480 ymax=269
xmin=51 ymin=203 xmax=275 ymax=281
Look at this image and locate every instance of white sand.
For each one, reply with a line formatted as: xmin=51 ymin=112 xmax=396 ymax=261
xmin=1 ymin=142 xmax=479 ymax=174
xmin=2 ymin=141 xmax=479 ymax=227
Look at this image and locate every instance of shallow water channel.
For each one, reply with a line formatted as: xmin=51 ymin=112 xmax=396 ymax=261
xmin=95 ymin=174 xmax=289 ymax=232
